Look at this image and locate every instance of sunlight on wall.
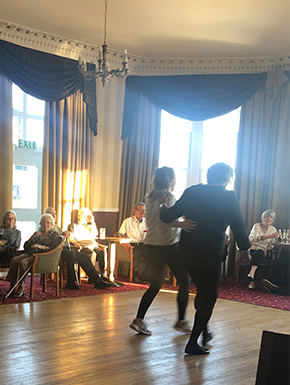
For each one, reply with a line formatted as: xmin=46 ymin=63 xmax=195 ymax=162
xmin=61 ymin=169 xmax=88 ymax=230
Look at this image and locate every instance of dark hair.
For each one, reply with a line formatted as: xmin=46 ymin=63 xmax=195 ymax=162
xmin=148 ymin=167 xmax=175 ymax=199
xmin=207 ymin=162 xmax=233 ymax=185
xmin=2 ymin=211 xmax=17 ymax=228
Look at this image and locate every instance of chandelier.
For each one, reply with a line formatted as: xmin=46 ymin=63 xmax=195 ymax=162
xmin=78 ymin=0 xmax=129 ymax=87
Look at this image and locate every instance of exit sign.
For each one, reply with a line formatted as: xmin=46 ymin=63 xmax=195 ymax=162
xmin=18 ymin=139 xmax=37 ymax=150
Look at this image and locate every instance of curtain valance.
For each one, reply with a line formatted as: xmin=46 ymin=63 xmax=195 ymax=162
xmin=0 ymin=40 xmax=97 ymax=135
xmin=122 ymin=72 xmax=267 ymax=138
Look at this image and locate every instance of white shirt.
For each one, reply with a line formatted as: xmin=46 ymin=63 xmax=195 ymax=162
xmin=71 ymin=222 xmax=99 ymax=250
xmin=144 ymin=192 xmax=180 ymax=246
xmin=249 ymin=223 xmax=277 ymax=250
xmin=119 ymin=216 xmax=147 ymax=243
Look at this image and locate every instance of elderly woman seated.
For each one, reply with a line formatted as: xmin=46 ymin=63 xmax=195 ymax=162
xmin=69 ymin=207 xmax=106 ymax=279
xmin=241 ymin=209 xmax=279 ymax=290
xmin=6 ymin=213 xmax=62 ymax=298
xmin=0 ymin=210 xmax=21 ymax=266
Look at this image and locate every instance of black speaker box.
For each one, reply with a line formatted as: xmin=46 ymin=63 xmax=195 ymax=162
xmin=255 ymin=330 xmax=290 ymax=385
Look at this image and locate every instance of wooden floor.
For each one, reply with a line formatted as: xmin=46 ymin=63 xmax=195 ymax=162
xmin=0 ymin=289 xmax=289 ymax=385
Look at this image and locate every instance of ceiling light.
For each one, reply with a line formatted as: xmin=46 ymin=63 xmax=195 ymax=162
xmin=78 ymin=0 xmax=129 ymax=86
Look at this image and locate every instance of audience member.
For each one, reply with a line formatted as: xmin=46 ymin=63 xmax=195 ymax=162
xmin=69 ymin=207 xmax=106 ymax=278
xmin=240 ymin=209 xmax=279 ymax=290
xmin=44 ymin=207 xmax=114 ymax=290
xmin=0 ymin=211 xmax=21 ymax=266
xmin=118 ymin=202 xmax=148 ymax=283
xmin=6 ymin=214 xmax=62 ymax=297
xmin=130 ymin=167 xmax=195 ymax=336
xmin=160 ymin=162 xmax=251 ymax=355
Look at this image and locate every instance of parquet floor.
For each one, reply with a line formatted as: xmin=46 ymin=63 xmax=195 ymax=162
xmin=0 ymin=289 xmax=289 ymax=385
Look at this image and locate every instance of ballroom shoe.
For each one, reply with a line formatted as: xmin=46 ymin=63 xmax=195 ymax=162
xmin=248 ymin=280 xmax=255 ymax=290
xmin=185 ymin=343 xmax=210 ymax=355
xmin=130 ymin=318 xmax=152 ymax=335
xmin=65 ymin=282 xmax=80 ymax=290
xmin=94 ymin=280 xmax=115 ymax=289
xmin=14 ymin=291 xmax=25 ymax=298
xmin=262 ymin=279 xmax=279 ymax=294
xmin=174 ymin=320 xmax=192 ymax=334
xmin=202 ymin=332 xmax=213 ymax=346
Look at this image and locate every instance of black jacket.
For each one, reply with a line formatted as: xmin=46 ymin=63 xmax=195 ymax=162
xmin=160 ymin=184 xmax=251 ymax=267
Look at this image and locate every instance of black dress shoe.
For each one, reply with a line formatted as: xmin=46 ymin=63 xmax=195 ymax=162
xmin=133 ymin=276 xmax=146 ymax=284
xmin=94 ymin=280 xmax=115 ymax=289
xmin=14 ymin=291 xmax=25 ymax=298
xmin=185 ymin=343 xmax=210 ymax=355
xmin=202 ymin=332 xmax=213 ymax=346
xmin=65 ymin=282 xmax=80 ymax=290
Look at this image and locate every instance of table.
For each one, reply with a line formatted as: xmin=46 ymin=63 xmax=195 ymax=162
xmin=97 ymin=237 xmax=131 ymax=280
xmin=274 ymin=242 xmax=290 ymax=259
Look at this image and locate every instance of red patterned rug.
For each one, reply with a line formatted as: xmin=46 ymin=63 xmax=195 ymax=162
xmin=0 ymin=276 xmax=146 ymax=305
xmin=0 ymin=276 xmax=289 ymax=310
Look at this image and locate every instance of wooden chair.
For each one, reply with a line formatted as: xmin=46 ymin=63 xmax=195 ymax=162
xmin=114 ymin=242 xmax=134 ymax=282
xmin=30 ymin=238 xmax=65 ymax=301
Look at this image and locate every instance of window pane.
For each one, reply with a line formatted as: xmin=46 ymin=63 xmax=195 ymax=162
xmin=26 ymin=94 xmax=45 ymax=116
xmin=13 ymin=165 xmax=38 ymax=209
xmin=12 ymin=116 xmax=23 ymax=146
xmin=174 ymin=169 xmax=187 ymax=200
xmin=12 ymin=84 xmax=24 ymax=112
xmin=201 ymin=108 xmax=240 ymax=173
xmin=159 ymin=110 xmax=191 ymax=169
xmin=26 ymin=118 xmax=44 ymax=147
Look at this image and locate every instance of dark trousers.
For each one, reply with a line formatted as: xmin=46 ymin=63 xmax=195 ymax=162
xmin=80 ymin=247 xmax=105 ymax=275
xmin=250 ymin=249 xmax=267 ymax=266
xmin=61 ymin=248 xmax=101 ymax=284
xmin=185 ymin=260 xmax=221 ymax=346
xmin=136 ymin=243 xmax=190 ymax=320
xmin=132 ymin=244 xmax=147 ymax=278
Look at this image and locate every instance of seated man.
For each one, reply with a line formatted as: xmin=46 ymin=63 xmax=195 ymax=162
xmin=262 ymin=248 xmax=289 ymax=295
xmin=69 ymin=207 xmax=106 ymax=279
xmin=44 ymin=207 xmax=113 ymax=289
xmin=118 ymin=202 xmax=148 ymax=283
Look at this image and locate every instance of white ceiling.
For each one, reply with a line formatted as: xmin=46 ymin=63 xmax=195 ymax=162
xmin=0 ymin=0 xmax=289 ymax=59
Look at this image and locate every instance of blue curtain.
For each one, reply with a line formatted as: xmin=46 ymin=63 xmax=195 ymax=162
xmin=122 ymin=73 xmax=267 ymax=138
xmin=0 ymin=40 xmax=98 ymax=135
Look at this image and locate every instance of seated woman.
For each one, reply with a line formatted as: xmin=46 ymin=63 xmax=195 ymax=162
xmin=69 ymin=207 xmax=106 ymax=279
xmin=0 ymin=211 xmax=21 ymax=267
xmin=6 ymin=213 xmax=62 ymax=298
xmin=246 ymin=209 xmax=279 ymax=289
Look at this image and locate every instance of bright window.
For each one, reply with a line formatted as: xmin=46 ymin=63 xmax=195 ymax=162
xmin=12 ymin=84 xmax=45 ymax=246
xmin=159 ymin=108 xmax=240 ymax=198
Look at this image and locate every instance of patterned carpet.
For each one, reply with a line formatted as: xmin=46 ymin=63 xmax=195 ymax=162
xmin=0 ymin=276 xmax=146 ymax=305
xmin=0 ymin=275 xmax=289 ymax=310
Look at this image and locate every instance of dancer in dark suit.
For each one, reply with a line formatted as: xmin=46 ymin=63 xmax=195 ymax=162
xmin=160 ymin=162 xmax=251 ymax=355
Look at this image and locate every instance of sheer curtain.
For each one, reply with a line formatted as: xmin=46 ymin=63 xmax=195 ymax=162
xmin=42 ymin=90 xmax=94 ymax=230
xmin=118 ymin=93 xmax=161 ymax=226
xmin=0 ymin=73 xmax=13 ymax=221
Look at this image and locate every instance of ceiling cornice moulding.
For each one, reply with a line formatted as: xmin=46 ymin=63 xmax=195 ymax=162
xmin=0 ymin=19 xmax=289 ymax=76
